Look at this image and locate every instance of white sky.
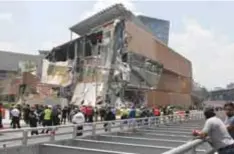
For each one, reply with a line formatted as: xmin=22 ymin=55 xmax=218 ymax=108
xmin=1 ymin=0 xmax=234 ymax=90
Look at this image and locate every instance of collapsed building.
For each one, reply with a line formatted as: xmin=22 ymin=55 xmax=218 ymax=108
xmin=42 ymin=4 xmax=192 ymax=107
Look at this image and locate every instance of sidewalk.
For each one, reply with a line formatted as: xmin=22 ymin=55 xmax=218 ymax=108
xmin=2 ymin=119 xmax=26 ymax=128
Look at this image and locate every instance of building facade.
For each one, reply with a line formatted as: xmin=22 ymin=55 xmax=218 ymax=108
xmin=137 ymin=15 xmax=170 ymax=45
xmin=43 ymin=4 xmax=192 ymax=107
xmin=210 ymin=88 xmax=234 ymax=101
xmin=0 ymin=50 xmax=43 ymax=101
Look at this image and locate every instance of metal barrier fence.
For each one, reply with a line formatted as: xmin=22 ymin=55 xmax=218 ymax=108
xmin=0 ymin=112 xmax=206 ymax=152
xmin=161 ymin=111 xmax=227 ymax=154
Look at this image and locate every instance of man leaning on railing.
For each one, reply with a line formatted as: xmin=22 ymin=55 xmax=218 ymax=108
xmin=192 ymin=107 xmax=234 ymax=154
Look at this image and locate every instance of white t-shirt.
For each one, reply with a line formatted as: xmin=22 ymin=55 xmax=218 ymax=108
xmin=72 ymin=112 xmax=85 ymax=125
xmin=202 ymin=116 xmax=234 ymax=149
xmin=11 ymin=108 xmax=20 ymax=117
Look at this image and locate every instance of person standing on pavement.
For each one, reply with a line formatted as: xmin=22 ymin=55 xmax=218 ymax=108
xmin=72 ymin=108 xmax=85 ymax=136
xmin=224 ymin=102 xmax=234 ymax=139
xmin=29 ymin=106 xmax=39 ymax=135
xmin=99 ymin=107 xmax=106 ymax=121
xmin=11 ymin=106 xmax=21 ymax=129
xmin=52 ymin=105 xmax=61 ymax=126
xmin=86 ymin=105 xmax=93 ymax=123
xmin=121 ymin=106 xmax=128 ymax=120
xmin=67 ymin=105 xmax=72 ymax=121
xmin=193 ymin=107 xmax=234 ymax=154
xmin=153 ymin=107 xmax=161 ymax=117
xmin=104 ymin=107 xmax=115 ymax=132
xmin=41 ymin=105 xmax=52 ymax=134
xmin=94 ymin=107 xmax=98 ymax=122
xmin=129 ymin=106 xmax=136 ymax=119
xmin=23 ymin=104 xmax=30 ymax=126
xmin=37 ymin=105 xmax=44 ymax=125
xmin=185 ymin=108 xmax=190 ymax=121
xmin=61 ymin=106 xmax=68 ymax=124
xmin=128 ymin=106 xmax=136 ymax=127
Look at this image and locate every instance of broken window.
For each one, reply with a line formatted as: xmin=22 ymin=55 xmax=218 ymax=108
xmin=85 ymin=41 xmax=92 ymax=57
xmin=87 ymin=31 xmax=103 ymax=45
xmin=68 ymin=43 xmax=75 ymax=59
xmin=121 ymin=53 xmax=128 ymax=62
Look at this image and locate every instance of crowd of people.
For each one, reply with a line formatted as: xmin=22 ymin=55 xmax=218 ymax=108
xmin=0 ymin=103 xmax=181 ymax=135
xmin=3 ymin=101 xmax=234 ymax=153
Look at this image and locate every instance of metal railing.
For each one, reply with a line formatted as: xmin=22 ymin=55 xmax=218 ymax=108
xmin=161 ymin=111 xmax=227 ymax=154
xmin=161 ymin=112 xmax=221 ymax=154
xmin=0 ymin=112 xmax=205 ymax=149
xmin=162 ymin=138 xmax=216 ymax=154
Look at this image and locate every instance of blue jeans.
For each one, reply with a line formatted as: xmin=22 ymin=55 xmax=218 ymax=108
xmin=219 ymin=147 xmax=234 ymax=154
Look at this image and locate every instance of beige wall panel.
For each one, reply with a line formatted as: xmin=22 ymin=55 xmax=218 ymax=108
xmin=157 ymin=71 xmax=192 ymax=93
xmin=147 ymin=90 xmax=191 ymax=107
xmin=125 ymin=21 xmax=192 ymax=77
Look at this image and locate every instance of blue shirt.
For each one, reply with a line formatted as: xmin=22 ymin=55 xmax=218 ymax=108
xmin=224 ymin=116 xmax=234 ymax=139
xmin=129 ymin=109 xmax=136 ymax=119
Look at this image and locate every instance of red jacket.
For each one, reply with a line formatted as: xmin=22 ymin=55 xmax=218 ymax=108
xmin=80 ymin=106 xmax=86 ymax=115
xmin=154 ymin=108 xmax=160 ymax=116
xmin=86 ymin=106 xmax=93 ymax=116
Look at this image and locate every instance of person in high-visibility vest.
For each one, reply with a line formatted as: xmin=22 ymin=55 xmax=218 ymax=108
xmin=41 ymin=105 xmax=52 ymax=134
xmin=120 ymin=107 xmax=128 ymax=119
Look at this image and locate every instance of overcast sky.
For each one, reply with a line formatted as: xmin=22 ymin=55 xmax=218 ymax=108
xmin=0 ymin=0 xmax=234 ymax=90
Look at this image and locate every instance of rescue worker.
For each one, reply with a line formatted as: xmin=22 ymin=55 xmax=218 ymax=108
xmin=120 ymin=107 xmax=128 ymax=120
xmin=72 ymin=108 xmax=85 ymax=136
xmin=29 ymin=106 xmax=38 ymax=135
xmin=41 ymin=105 xmax=52 ymax=134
